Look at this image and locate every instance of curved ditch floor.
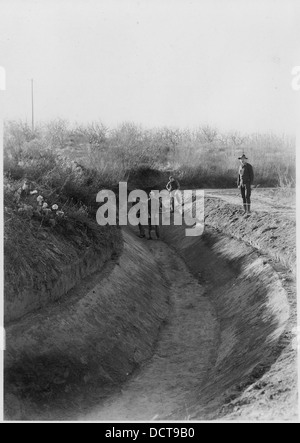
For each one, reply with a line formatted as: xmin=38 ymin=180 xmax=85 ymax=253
xmin=5 ymin=223 xmax=294 ymax=421
xmin=79 ymin=237 xmax=218 ymax=421
xmin=78 ymin=222 xmax=293 ymax=421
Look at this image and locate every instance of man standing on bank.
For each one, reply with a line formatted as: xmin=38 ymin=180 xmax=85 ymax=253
xmin=237 ymin=154 xmax=254 ymax=215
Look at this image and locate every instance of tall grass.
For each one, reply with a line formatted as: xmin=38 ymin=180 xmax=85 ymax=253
xmin=80 ymin=123 xmax=295 ymax=189
xmin=3 ymin=120 xmax=124 ymax=313
xmin=3 ymin=119 xmax=295 ymax=190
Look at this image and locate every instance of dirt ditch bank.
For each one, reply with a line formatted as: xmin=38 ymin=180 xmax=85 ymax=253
xmin=160 ymin=223 xmax=296 ymax=421
xmin=5 ymin=198 xmax=297 ymax=421
xmin=204 ymin=196 xmax=296 ymax=274
xmin=4 ymin=230 xmax=170 ymax=420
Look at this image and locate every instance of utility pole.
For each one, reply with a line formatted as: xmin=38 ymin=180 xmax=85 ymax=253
xmin=31 ymin=78 xmax=34 ymax=132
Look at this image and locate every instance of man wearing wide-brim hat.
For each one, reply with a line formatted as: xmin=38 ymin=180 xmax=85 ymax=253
xmin=237 ymin=154 xmax=254 ymax=214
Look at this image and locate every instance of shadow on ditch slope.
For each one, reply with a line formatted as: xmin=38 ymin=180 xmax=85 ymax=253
xmin=4 ymin=230 xmax=170 ymax=420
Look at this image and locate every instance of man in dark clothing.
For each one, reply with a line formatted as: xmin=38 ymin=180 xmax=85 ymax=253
xmin=132 ymin=197 xmax=146 ymax=238
xmin=166 ymin=176 xmax=180 ymax=192
xmin=237 ymin=154 xmax=254 ymax=214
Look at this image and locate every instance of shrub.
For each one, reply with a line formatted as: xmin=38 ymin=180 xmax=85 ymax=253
xmin=3 ymin=119 xmax=295 ymax=190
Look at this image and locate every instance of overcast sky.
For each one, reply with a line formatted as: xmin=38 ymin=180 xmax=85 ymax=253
xmin=0 ymin=0 xmax=299 ymax=134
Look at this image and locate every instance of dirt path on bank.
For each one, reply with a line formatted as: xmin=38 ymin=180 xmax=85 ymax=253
xmin=205 ymin=188 xmax=295 ymax=219
xmin=78 ymin=234 xmax=218 ymax=421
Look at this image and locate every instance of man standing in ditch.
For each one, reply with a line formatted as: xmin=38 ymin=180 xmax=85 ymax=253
xmin=148 ymin=191 xmax=160 ymax=240
xmin=237 ymin=154 xmax=254 ymax=215
xmin=133 ymin=197 xmax=146 ymax=238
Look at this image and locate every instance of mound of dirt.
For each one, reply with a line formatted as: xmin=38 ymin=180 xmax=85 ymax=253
xmin=204 ymin=197 xmax=296 ymax=274
xmin=4 ymin=175 xmax=123 ymax=324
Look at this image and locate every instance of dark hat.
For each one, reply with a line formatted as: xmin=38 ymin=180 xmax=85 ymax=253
xmin=238 ymin=154 xmax=248 ymax=160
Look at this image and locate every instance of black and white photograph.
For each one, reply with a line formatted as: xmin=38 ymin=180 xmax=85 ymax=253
xmin=0 ymin=0 xmax=299 ymax=425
